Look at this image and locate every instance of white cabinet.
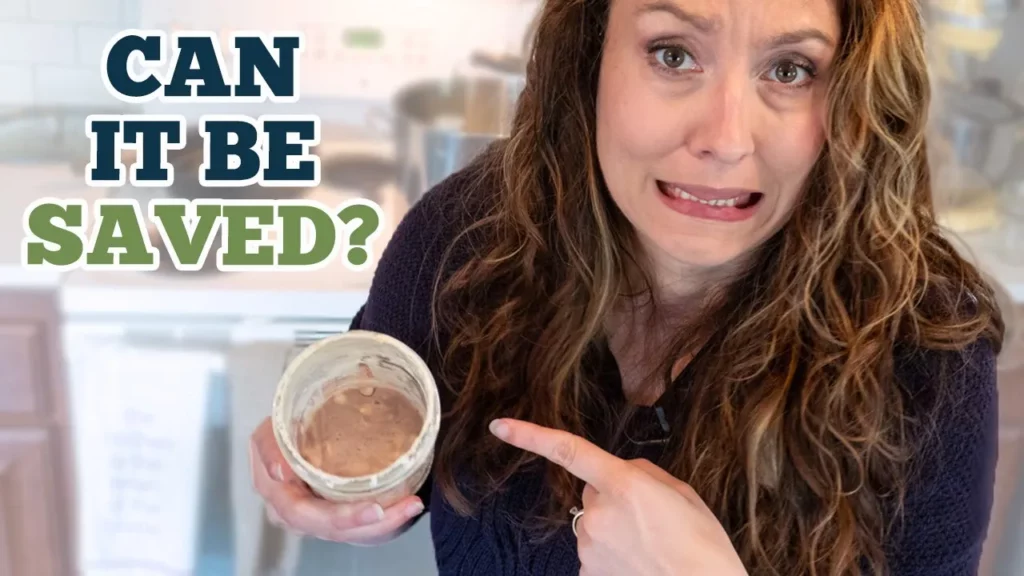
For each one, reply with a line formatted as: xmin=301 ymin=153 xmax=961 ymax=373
xmin=982 ymin=299 xmax=1024 ymax=576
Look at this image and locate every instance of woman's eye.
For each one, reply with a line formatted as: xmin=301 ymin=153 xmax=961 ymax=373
xmin=767 ymin=61 xmax=813 ymax=85
xmin=652 ymin=46 xmax=696 ymax=71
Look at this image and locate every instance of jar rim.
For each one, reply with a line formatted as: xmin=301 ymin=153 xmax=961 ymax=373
xmin=271 ymin=330 xmax=441 ymax=495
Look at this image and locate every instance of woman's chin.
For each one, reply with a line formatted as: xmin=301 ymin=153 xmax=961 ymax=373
xmin=644 ymin=233 xmax=751 ymax=272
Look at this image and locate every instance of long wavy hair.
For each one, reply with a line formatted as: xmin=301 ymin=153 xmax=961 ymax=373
xmin=431 ymin=0 xmax=1005 ymax=574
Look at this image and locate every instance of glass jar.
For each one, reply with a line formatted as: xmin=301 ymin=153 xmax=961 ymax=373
xmin=271 ymin=330 xmax=440 ymax=509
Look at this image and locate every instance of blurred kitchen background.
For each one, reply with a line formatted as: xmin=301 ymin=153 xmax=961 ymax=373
xmin=0 ymin=0 xmax=1020 ymax=575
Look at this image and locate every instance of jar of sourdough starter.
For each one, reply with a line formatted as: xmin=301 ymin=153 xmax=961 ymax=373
xmin=272 ymin=330 xmax=441 ymax=509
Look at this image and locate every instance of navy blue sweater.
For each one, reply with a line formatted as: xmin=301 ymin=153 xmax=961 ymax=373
xmin=349 ymin=162 xmax=999 ymax=575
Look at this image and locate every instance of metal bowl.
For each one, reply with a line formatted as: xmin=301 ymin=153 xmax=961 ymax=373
xmin=392 ymin=74 xmax=525 ymax=205
xmin=929 ymin=84 xmax=1024 ymax=207
xmin=924 ymin=0 xmax=1020 ymax=30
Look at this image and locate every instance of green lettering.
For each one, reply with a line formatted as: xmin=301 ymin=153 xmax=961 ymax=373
xmin=24 ymin=202 xmax=85 ymax=266
xmin=278 ymin=204 xmax=336 ymax=266
xmin=86 ymin=202 xmax=155 ymax=267
xmin=221 ymin=204 xmax=276 ymax=267
xmin=151 ymin=202 xmax=222 ymax=267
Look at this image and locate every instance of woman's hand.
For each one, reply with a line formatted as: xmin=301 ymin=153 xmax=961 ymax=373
xmin=490 ymin=418 xmax=748 ymax=576
xmin=249 ymin=417 xmax=426 ymax=546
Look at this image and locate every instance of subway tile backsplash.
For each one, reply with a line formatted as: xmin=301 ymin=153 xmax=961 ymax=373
xmin=0 ymin=0 xmax=29 ymax=21
xmin=0 ymin=22 xmax=78 ymax=65
xmin=0 ymin=0 xmax=138 ymax=107
xmin=0 ymin=64 xmax=34 ymax=104
xmin=29 ymin=0 xmax=123 ymax=25
xmin=34 ymin=65 xmax=115 ymax=105
xmin=1 ymin=0 xmax=533 ymax=108
xmin=76 ymin=25 xmax=125 ymax=67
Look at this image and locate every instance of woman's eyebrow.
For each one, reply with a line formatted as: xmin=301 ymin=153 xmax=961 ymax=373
xmin=760 ymin=29 xmax=835 ymax=50
xmin=636 ymin=1 xmax=836 ymax=50
xmin=636 ymin=1 xmax=720 ymax=33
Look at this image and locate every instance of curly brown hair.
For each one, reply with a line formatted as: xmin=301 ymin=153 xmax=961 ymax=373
xmin=430 ymin=0 xmax=1005 ymax=574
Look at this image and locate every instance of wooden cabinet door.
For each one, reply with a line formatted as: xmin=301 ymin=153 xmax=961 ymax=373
xmin=0 ymin=429 xmax=64 ymax=576
xmin=0 ymin=288 xmax=74 ymax=576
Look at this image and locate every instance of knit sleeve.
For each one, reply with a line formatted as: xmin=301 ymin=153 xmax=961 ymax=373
xmin=887 ymin=338 xmax=1000 ymax=576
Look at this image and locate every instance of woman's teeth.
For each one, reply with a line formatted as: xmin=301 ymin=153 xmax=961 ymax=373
xmin=665 ymin=185 xmax=748 ymax=208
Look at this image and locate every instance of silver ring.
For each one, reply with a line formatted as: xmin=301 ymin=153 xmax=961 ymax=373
xmin=569 ymin=506 xmax=584 ymax=536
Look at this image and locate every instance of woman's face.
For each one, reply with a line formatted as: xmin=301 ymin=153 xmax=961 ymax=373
xmin=596 ymin=0 xmax=840 ymax=286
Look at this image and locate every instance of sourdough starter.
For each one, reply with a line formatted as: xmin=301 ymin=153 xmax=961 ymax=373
xmin=298 ymin=382 xmax=424 ymax=477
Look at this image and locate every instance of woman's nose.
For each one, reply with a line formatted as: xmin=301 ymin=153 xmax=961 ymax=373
xmin=684 ymin=76 xmax=756 ymax=165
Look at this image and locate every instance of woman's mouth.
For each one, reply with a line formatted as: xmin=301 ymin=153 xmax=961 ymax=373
xmin=656 ymin=181 xmax=764 ymax=222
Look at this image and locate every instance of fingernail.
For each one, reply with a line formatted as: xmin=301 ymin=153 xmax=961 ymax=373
xmin=271 ymin=463 xmax=284 ymax=482
xmin=405 ymin=501 xmax=425 ymax=518
xmin=357 ymin=503 xmax=385 ymax=525
xmin=489 ymin=419 xmax=509 ymax=439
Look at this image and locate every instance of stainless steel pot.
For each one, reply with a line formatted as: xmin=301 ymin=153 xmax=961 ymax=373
xmin=924 ymin=0 xmax=1021 ymax=30
xmin=391 ymin=73 xmax=526 ymax=205
xmin=931 ymin=84 xmax=1024 ymax=189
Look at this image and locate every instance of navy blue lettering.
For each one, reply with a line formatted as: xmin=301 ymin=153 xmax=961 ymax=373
xmin=105 ymin=34 xmax=161 ymax=99
xmin=123 ymin=120 xmax=183 ymax=182
xmin=263 ymin=120 xmax=317 ymax=182
xmin=165 ymin=36 xmax=231 ymax=98
xmin=87 ymin=119 xmax=122 ymax=183
xmin=234 ymin=35 xmax=300 ymax=98
xmin=203 ymin=120 xmax=261 ymax=182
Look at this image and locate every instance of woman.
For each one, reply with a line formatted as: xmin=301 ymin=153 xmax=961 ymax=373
xmin=250 ymin=0 xmax=1005 ymax=573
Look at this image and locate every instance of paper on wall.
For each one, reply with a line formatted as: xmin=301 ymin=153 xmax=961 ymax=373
xmin=70 ymin=340 xmax=222 ymax=574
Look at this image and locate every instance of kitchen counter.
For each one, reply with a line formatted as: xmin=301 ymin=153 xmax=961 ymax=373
xmin=0 ymin=266 xmax=63 ymax=287
xmin=2 ymin=160 xmax=1023 ymax=321
xmin=0 ymin=163 xmax=102 ymax=289
xmin=59 ymin=175 xmax=408 ymax=320
xmin=0 ymin=134 xmax=410 ymax=321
